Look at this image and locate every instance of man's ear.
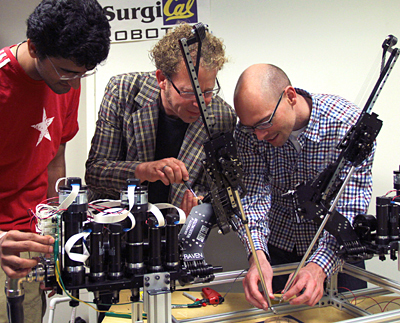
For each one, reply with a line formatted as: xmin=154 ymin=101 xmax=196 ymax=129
xmin=285 ymin=86 xmax=297 ymax=106
xmin=156 ymin=70 xmax=168 ymax=90
xmin=26 ymin=39 xmax=39 ymax=59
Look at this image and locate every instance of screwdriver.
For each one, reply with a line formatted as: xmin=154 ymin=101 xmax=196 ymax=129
xmin=183 ymin=180 xmax=202 ymax=204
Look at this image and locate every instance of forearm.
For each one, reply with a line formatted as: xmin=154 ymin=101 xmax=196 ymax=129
xmin=85 ymin=158 xmax=140 ymax=196
xmin=307 ymin=230 xmax=342 ymax=278
xmin=47 ymin=143 xmax=66 ymax=198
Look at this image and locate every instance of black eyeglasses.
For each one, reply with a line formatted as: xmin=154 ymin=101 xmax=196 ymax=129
xmin=166 ymin=75 xmax=220 ymax=100
xmin=238 ymin=90 xmax=285 ymax=133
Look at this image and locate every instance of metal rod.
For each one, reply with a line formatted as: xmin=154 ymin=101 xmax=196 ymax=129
xmin=281 ymin=166 xmax=356 ymax=299
xmin=234 ymin=190 xmax=277 ymax=314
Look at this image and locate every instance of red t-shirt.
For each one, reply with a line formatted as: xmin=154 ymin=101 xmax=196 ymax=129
xmin=0 ymin=45 xmax=80 ymax=232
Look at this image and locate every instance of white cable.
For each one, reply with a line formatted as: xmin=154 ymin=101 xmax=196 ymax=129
xmin=124 ymin=211 xmax=136 ymax=231
xmin=89 ymin=199 xmax=121 ymax=208
xmin=36 ymin=181 xmax=80 ymax=234
xmin=128 ymin=184 xmax=136 ymax=210
xmin=54 ymin=177 xmax=67 ymax=193
xmin=47 ymin=297 xmax=70 ymax=323
xmin=70 ymin=306 xmax=76 ymax=323
xmin=64 ymin=231 xmax=91 ymax=263
xmin=35 ymin=203 xmax=59 ymax=233
xmin=59 ymin=184 xmax=80 ymax=210
xmin=154 ymin=203 xmax=186 ymax=224
xmin=92 ymin=208 xmax=135 ymax=231
xmin=147 ymin=203 xmax=165 ymax=227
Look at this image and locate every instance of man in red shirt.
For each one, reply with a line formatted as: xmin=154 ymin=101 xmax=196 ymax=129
xmin=0 ymin=1 xmax=110 ymax=321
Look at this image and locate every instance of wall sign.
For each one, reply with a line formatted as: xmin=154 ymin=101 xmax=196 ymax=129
xmin=99 ymin=0 xmax=211 ymax=43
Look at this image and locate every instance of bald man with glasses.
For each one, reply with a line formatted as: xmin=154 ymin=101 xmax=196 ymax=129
xmin=233 ymin=63 xmax=374 ymax=311
xmin=85 ymin=23 xmax=236 ymax=215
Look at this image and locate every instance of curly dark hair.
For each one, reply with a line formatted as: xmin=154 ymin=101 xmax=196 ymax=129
xmin=26 ymin=0 xmax=111 ymax=70
xmin=149 ymin=23 xmax=227 ymax=77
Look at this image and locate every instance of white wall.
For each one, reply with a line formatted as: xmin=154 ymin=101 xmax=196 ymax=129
xmin=92 ymin=1 xmax=400 ymax=222
xmin=91 ymin=0 xmax=400 ymax=281
xmin=2 ymin=0 xmax=400 ymax=321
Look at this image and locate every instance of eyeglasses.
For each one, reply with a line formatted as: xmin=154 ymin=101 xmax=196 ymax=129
xmin=238 ymin=90 xmax=285 ymax=133
xmin=166 ymin=75 xmax=220 ymax=100
xmin=47 ymin=56 xmax=97 ymax=81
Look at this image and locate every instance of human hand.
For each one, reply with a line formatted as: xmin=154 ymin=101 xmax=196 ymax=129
xmin=135 ymin=158 xmax=189 ymax=185
xmin=242 ymin=250 xmax=274 ymax=310
xmin=282 ymin=262 xmax=326 ymax=306
xmin=180 ymin=189 xmax=203 ymax=216
xmin=0 ymin=230 xmax=54 ymax=279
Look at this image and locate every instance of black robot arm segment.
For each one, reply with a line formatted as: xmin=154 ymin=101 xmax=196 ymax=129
xmin=178 ymin=24 xmax=275 ymax=310
xmin=349 ymin=173 xmax=400 ymax=262
xmin=178 ymin=203 xmax=220 ymax=284
xmin=179 ymin=23 xmax=247 ymax=235
xmin=202 ymin=132 xmax=246 ymax=234
xmin=293 ymin=179 xmax=369 ymax=261
xmin=179 ymin=23 xmax=213 ymax=139
xmin=290 ymin=35 xmax=399 ymax=261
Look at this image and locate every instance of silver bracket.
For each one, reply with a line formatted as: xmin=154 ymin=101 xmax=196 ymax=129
xmin=143 ymin=272 xmax=172 ymax=323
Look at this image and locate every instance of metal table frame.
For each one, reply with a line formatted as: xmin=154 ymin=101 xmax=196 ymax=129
xmin=169 ymin=262 xmax=400 ymax=323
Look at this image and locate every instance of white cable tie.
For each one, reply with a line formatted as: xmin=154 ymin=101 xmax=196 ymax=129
xmin=64 ymin=231 xmax=91 ymax=263
xmin=147 ymin=203 xmax=165 ymax=227
xmin=128 ymin=184 xmax=136 ymax=210
xmin=154 ymin=203 xmax=186 ymax=224
xmin=58 ymin=184 xmax=80 ymax=210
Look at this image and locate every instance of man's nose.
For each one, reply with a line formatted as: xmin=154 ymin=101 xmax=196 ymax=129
xmin=204 ymin=96 xmax=213 ymax=106
xmin=255 ymin=129 xmax=267 ymax=141
xmin=195 ymin=96 xmax=212 ymax=107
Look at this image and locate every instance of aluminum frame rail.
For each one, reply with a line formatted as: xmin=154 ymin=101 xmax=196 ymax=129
xmin=170 ymin=261 xmax=400 ymax=323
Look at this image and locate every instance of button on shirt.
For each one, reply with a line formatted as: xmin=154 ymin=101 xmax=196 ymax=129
xmin=234 ymin=89 xmax=375 ymax=278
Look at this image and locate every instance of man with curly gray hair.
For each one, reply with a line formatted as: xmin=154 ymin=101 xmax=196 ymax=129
xmin=86 ymin=23 xmax=236 ymax=215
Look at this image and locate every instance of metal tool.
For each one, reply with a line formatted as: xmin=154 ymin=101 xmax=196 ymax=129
xmin=183 ymin=180 xmax=202 ymax=204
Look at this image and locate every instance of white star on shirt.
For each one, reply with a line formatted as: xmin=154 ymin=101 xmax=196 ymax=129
xmin=31 ymin=108 xmax=54 ymax=146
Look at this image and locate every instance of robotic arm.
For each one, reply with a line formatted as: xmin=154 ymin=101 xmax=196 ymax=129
xmin=177 ymin=23 xmax=277 ymax=313
xmin=178 ymin=23 xmax=247 ymax=233
xmin=282 ymin=35 xmax=399 ymax=293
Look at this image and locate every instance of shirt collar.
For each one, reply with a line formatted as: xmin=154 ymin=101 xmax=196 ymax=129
xmin=295 ymin=88 xmax=321 ymax=143
xmin=134 ymin=71 xmax=161 ymax=108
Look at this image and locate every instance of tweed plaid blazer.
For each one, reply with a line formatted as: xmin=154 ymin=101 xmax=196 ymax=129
xmin=85 ymin=71 xmax=237 ymax=206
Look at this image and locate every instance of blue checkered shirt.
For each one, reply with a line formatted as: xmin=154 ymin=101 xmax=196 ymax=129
xmin=235 ymin=89 xmax=375 ymax=278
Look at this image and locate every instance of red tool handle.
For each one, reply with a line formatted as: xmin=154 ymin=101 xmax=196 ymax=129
xmin=201 ymin=287 xmax=223 ymax=305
